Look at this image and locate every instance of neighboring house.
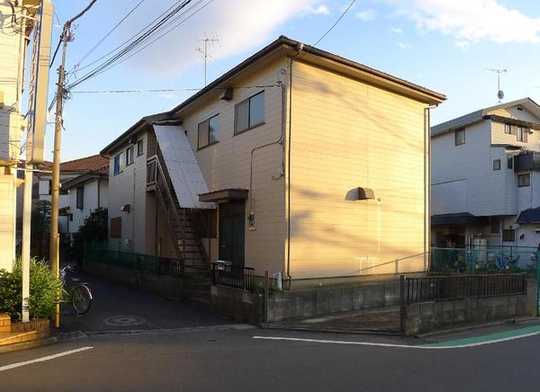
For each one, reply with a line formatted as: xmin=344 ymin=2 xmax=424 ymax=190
xmin=101 ymin=36 xmax=445 ymax=281
xmin=431 ymin=98 xmax=540 ymax=249
xmin=16 ymin=154 xmax=108 ymax=237
xmin=61 ymin=163 xmax=108 ymax=237
xmin=0 ymin=0 xmax=52 ymax=270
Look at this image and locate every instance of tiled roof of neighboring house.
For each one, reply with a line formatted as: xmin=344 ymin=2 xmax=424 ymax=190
xmin=431 ymin=97 xmax=540 ymax=138
xmin=517 ymin=208 xmax=540 ymax=225
xmin=101 ymin=35 xmax=446 ymax=155
xmin=60 ymin=154 xmax=108 ymax=173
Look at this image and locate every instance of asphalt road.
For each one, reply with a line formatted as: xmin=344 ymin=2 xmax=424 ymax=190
xmin=1 ymin=326 xmax=539 ymax=392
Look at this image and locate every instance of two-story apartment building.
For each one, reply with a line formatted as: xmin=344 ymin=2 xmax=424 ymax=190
xmin=101 ymin=36 xmax=445 ymax=281
xmin=432 ymin=98 xmax=540 ymax=249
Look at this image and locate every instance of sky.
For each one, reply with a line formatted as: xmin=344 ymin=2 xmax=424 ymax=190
xmin=43 ymin=0 xmax=540 ymax=161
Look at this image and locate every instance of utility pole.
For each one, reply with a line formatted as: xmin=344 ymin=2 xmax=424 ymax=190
xmin=49 ymin=0 xmax=97 ymax=329
xmin=197 ymin=36 xmax=219 ymax=86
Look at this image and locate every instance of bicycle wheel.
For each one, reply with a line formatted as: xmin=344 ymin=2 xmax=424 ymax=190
xmin=71 ymin=284 xmax=93 ymax=315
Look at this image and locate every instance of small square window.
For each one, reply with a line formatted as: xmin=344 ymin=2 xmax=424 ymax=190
xmin=502 ymin=229 xmax=515 ymax=242
xmin=493 ymin=159 xmax=501 ymax=170
xmin=235 ymin=91 xmax=265 ymax=134
xmin=518 ymin=173 xmax=530 ymax=187
xmin=504 ymin=124 xmax=512 ymax=134
xmin=136 ymin=140 xmax=144 ymax=156
xmin=455 ymin=128 xmax=465 ymax=146
xmin=197 ymin=114 xmax=220 ymax=150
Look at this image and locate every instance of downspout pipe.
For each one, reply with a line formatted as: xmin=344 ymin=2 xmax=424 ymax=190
xmin=424 ymin=104 xmax=438 ymax=271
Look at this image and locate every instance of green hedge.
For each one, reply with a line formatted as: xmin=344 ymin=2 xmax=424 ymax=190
xmin=0 ymin=259 xmax=63 ymax=320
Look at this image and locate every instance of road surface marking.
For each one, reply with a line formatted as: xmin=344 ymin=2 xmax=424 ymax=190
xmin=254 ymin=325 xmax=540 ymax=349
xmin=0 ymin=346 xmax=94 ymax=372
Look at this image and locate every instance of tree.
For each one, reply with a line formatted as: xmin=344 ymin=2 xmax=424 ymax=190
xmin=71 ymin=208 xmax=108 ymax=260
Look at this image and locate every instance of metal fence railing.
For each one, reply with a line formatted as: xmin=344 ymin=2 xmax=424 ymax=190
xmin=402 ymin=273 xmax=527 ymax=305
xmin=431 ymin=246 xmax=538 ymax=274
xmin=211 ymin=262 xmax=286 ymax=292
xmin=83 ymin=245 xmax=206 ymax=277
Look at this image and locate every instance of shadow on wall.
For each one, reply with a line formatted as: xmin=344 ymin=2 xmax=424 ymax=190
xmin=289 ymin=185 xmax=426 ymax=277
xmin=293 ymin=70 xmax=425 ymax=153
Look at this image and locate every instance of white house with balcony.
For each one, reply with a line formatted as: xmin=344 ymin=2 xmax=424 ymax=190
xmin=431 ymin=98 xmax=540 ymax=249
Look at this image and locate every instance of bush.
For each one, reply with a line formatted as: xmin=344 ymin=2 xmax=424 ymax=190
xmin=0 ymin=259 xmax=62 ymax=320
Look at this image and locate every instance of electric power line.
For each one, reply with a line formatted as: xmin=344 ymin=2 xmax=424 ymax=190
xmin=313 ymin=0 xmax=357 ymax=46
xmin=67 ymin=0 xmax=216 ymax=90
xmin=73 ymin=0 xmax=147 ymax=69
xmin=74 ymin=0 xmax=191 ymax=73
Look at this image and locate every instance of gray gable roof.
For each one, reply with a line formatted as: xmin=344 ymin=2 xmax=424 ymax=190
xmin=431 ymin=97 xmax=540 ymax=138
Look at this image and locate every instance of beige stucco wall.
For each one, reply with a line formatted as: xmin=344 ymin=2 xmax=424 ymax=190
xmin=178 ymin=58 xmax=289 ymax=274
xmin=288 ymin=60 xmax=428 ymax=278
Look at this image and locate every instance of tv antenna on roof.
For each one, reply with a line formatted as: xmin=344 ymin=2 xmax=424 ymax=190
xmin=486 ymin=68 xmax=508 ymax=103
xmin=197 ymin=35 xmax=219 ymax=87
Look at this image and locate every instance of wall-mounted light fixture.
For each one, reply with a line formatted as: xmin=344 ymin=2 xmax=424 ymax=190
xmin=346 ymin=187 xmax=376 ymax=201
xmin=120 ymin=203 xmax=131 ymax=213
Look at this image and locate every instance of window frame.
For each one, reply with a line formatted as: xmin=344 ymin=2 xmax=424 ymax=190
xmin=493 ymin=159 xmax=501 ymax=171
xmin=502 ymin=229 xmax=515 ymax=242
xmin=113 ymin=154 xmax=121 ymax=176
xmin=517 ymin=127 xmax=529 ymax=142
xmin=454 ymin=128 xmax=465 ymax=146
xmin=76 ymin=185 xmax=84 ymax=210
xmin=136 ymin=139 xmax=144 ymax=157
xmin=507 ymin=157 xmax=513 ymax=170
xmin=197 ymin=114 xmax=220 ymax=150
xmin=504 ymin=124 xmax=512 ymax=134
xmin=126 ymin=146 xmax=134 ymax=166
xmin=234 ymin=90 xmax=265 ymax=135
xmin=518 ymin=173 xmax=530 ymax=187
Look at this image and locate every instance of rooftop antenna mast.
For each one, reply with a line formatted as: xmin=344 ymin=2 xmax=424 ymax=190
xmin=487 ymin=68 xmax=508 ymax=103
xmin=197 ymin=35 xmax=219 ymax=86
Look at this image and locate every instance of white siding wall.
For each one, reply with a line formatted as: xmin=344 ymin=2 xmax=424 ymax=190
xmin=68 ymin=178 xmax=108 ymax=234
xmin=107 ymin=133 xmax=148 ymax=252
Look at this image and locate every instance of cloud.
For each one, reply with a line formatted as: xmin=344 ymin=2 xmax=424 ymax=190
xmin=115 ymin=0 xmax=316 ymax=73
xmin=306 ymin=4 xmax=331 ymax=15
xmin=397 ymin=41 xmax=411 ymax=49
xmin=390 ymin=0 xmax=540 ymax=44
xmin=355 ymin=9 xmax=376 ymax=22
xmin=390 ymin=27 xmax=403 ymax=34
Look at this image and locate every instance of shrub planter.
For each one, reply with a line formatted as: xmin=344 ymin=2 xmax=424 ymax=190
xmin=10 ymin=318 xmax=51 ymax=338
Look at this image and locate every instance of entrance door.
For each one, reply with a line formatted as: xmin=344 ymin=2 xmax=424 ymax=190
xmin=219 ymin=201 xmax=245 ymax=268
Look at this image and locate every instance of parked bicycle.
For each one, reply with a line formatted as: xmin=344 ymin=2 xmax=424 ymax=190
xmin=60 ymin=264 xmax=93 ymax=316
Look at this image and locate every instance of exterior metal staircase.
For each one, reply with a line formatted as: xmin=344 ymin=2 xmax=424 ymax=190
xmin=146 ymin=149 xmax=213 ymax=301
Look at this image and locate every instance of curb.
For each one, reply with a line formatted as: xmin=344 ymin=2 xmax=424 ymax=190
xmin=83 ymin=323 xmax=255 ymax=337
xmin=0 ymin=336 xmax=59 ymax=355
xmin=416 ymin=316 xmax=540 ymax=339
xmin=260 ymin=323 xmax=402 ymax=336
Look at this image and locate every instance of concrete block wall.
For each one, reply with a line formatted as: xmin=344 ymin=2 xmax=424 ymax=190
xmin=404 ymin=294 xmax=529 ymax=335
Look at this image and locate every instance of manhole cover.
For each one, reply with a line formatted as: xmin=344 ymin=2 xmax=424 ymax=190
xmin=104 ymin=315 xmax=147 ymax=327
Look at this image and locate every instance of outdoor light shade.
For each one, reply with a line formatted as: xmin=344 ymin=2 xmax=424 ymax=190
xmin=345 ymin=187 xmax=375 ymax=201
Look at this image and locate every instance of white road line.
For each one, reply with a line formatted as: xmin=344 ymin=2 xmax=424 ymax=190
xmin=253 ymin=331 xmax=540 ymax=349
xmin=0 ymin=346 xmax=94 ymax=372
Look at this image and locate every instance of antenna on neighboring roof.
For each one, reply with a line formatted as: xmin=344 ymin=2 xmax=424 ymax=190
xmin=196 ymin=35 xmax=220 ymax=87
xmin=486 ymin=68 xmax=508 ymax=103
